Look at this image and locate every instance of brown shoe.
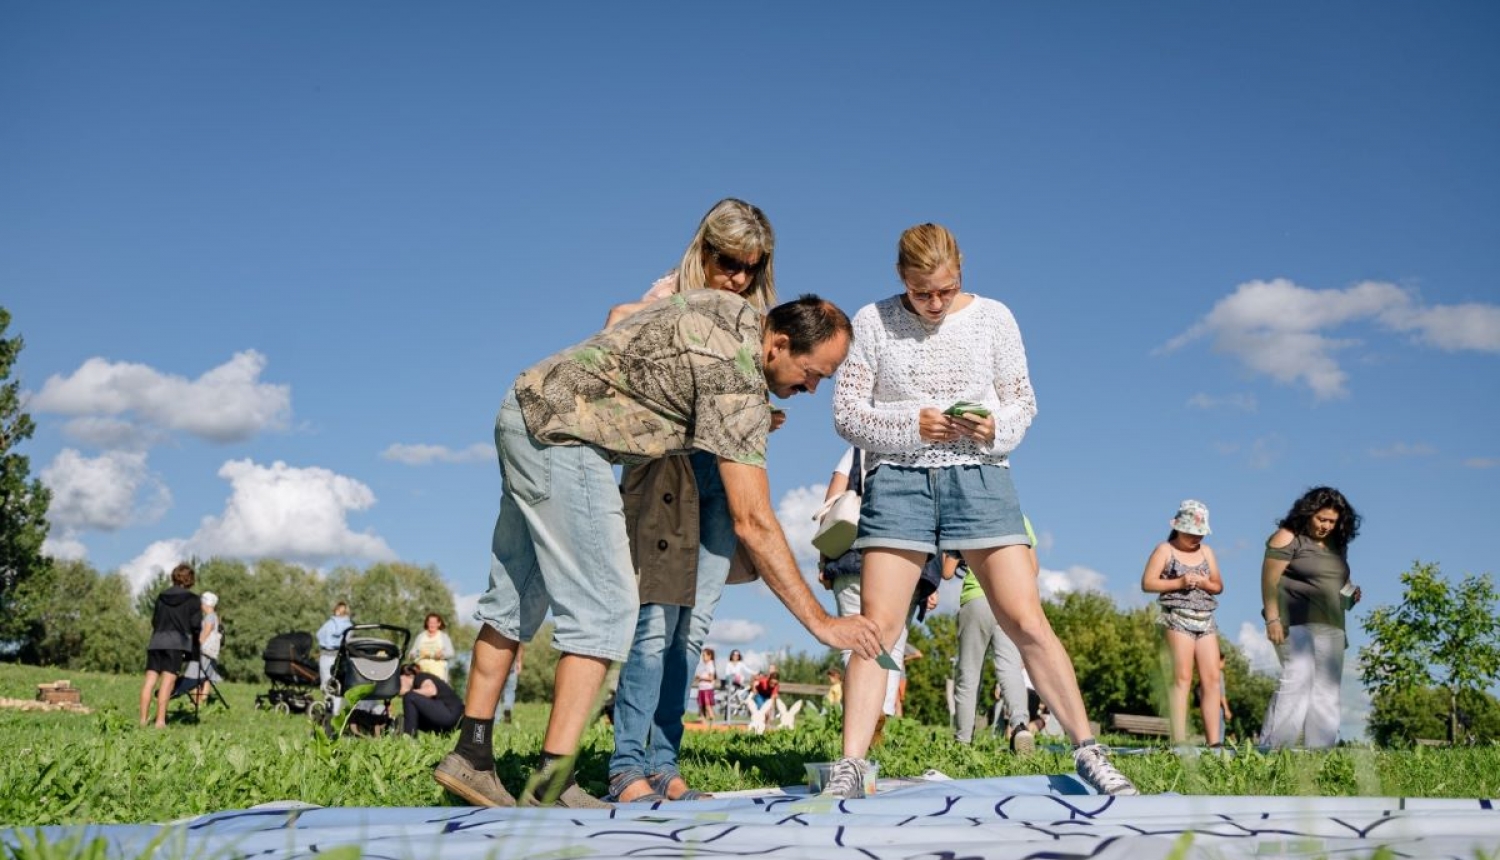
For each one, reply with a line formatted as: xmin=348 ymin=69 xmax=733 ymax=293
xmin=434 ymin=752 xmax=516 ymax=808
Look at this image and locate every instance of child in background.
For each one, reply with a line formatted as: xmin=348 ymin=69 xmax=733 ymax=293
xmin=1141 ymin=499 xmax=1225 ymax=748
xmin=695 ymin=647 xmax=718 ymax=724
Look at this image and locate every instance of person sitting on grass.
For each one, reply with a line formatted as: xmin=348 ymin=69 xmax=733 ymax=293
xmin=400 ymin=663 xmax=464 ymax=737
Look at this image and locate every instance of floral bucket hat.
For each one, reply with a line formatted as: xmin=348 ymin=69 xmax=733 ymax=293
xmin=1170 ymin=499 xmax=1211 ymax=536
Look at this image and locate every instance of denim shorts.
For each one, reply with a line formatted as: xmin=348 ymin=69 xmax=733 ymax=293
xmin=853 ymin=463 xmax=1030 ymax=555
xmin=474 ymin=388 xmax=639 ymax=662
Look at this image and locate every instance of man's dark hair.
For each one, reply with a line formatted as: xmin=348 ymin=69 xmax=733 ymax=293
xmin=765 ymin=295 xmax=852 ymax=355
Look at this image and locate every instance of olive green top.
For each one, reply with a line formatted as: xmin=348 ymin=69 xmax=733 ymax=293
xmin=1267 ymin=532 xmax=1351 ymax=641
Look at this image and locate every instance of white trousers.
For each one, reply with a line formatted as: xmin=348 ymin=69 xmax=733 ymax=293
xmin=1260 ymin=622 xmax=1345 ymax=748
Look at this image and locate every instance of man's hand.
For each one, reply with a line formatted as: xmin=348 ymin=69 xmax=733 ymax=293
xmin=811 ymin=614 xmax=881 ymax=659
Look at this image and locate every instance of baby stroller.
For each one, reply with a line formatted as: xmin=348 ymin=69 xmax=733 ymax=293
xmin=255 ymin=631 xmax=325 ymax=720
xmin=324 ymin=623 xmax=410 ymax=738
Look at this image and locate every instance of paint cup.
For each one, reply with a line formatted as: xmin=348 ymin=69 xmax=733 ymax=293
xmin=1340 ymin=581 xmax=1357 ymax=609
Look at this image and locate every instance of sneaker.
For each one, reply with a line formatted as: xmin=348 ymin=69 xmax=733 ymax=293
xmin=819 ymin=756 xmax=872 ymax=799
xmin=523 ymin=758 xmax=612 ymax=809
xmin=523 ymin=783 xmax=612 ymax=809
xmin=1073 ymin=744 xmax=1138 ymax=796
xmin=434 ymin=752 xmax=517 ymax=807
xmin=1010 ymin=726 xmax=1036 ymax=755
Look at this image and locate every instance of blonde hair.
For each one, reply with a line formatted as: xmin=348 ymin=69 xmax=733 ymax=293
xmin=675 ymin=198 xmax=777 ymax=310
xmin=896 ymin=222 xmax=963 ymax=279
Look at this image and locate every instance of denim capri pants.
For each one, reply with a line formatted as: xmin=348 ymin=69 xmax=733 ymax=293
xmin=474 ymin=388 xmax=639 ymax=662
xmin=853 ymin=463 xmax=1031 ymax=555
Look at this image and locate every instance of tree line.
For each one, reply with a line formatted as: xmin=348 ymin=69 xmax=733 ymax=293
xmin=2 ymin=305 xmax=1497 ymax=745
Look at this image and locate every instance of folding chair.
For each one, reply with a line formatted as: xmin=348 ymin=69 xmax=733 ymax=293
xmin=172 ymin=652 xmax=230 ymax=721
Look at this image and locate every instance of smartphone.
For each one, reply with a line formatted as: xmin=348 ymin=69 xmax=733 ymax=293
xmin=943 ymin=401 xmax=991 ymax=419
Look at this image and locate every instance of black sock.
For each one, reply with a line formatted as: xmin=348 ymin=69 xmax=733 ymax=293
xmin=454 ymin=715 xmax=494 ymax=769
xmin=1074 ymin=736 xmax=1097 ymax=750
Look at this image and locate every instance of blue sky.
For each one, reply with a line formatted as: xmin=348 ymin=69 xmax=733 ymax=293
xmin=4 ymin=3 xmax=1498 ymax=740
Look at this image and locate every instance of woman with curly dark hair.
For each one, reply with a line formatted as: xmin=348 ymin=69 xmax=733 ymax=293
xmin=1259 ymin=486 xmax=1362 ymax=748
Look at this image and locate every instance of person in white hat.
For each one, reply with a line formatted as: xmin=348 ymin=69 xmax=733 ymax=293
xmin=1140 ymin=499 xmax=1224 ymax=748
xmin=185 ymin=591 xmax=224 ymax=706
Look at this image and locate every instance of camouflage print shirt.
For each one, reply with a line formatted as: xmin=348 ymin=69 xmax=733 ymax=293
xmin=514 ymin=290 xmax=770 ymax=467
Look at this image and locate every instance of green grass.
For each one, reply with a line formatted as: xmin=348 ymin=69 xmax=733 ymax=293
xmin=5 ymin=662 xmax=1500 ymax=827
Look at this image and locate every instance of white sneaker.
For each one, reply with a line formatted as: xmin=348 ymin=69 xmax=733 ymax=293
xmin=819 ymin=757 xmax=871 ymax=799
xmin=1073 ymin=743 xmax=1138 ymax=795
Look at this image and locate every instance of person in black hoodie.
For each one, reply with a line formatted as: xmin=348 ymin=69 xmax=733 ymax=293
xmin=139 ymin=563 xmax=201 ymax=727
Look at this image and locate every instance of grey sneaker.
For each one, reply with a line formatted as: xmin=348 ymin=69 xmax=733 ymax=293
xmin=523 ymin=782 xmax=612 ymax=809
xmin=434 ymin=752 xmax=517 ymax=807
xmin=818 ymin=756 xmax=871 ymax=799
xmin=1073 ymin=744 xmax=1138 ymax=796
xmin=1010 ymin=726 xmax=1036 ymax=755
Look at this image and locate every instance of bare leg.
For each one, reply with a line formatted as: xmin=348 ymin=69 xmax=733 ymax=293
xmin=464 ymin=624 xmax=519 ymax=720
xmin=968 ymin=545 xmax=1093 ymax=744
xmin=542 ymin=653 xmax=611 ymax=754
xmin=841 ymin=548 xmax=923 ymax=759
xmin=1194 ymin=634 xmax=1224 ymax=745
xmin=155 ymin=672 xmax=177 ymax=727
xmin=139 ymin=670 xmax=160 ymax=726
xmin=1164 ymin=629 xmax=1197 ymax=742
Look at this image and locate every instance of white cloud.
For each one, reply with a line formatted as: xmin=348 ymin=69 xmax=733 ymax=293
xmin=708 ymin=618 xmax=766 ymax=645
xmin=120 ymin=538 xmax=191 ymax=592
xmin=381 ymin=443 xmax=493 ymax=465
xmin=1463 ymin=457 xmax=1500 ymax=469
xmin=1038 ymin=565 xmax=1107 ymax=599
xmin=32 ymin=350 xmax=290 ymax=444
xmin=118 ymin=459 xmax=395 ymax=593
xmin=60 ymin=417 xmax=163 ymax=450
xmin=1235 ymin=621 xmax=1279 ymax=675
xmin=1162 ymin=278 xmax=1500 ymax=399
xmin=40 ymin=449 xmax=170 ymax=531
xmin=454 ymin=592 xmax=483 ymax=625
xmin=776 ymin=484 xmax=828 ymax=588
xmin=1247 ymin=434 xmax=1286 ymax=471
xmin=1380 ymin=302 xmax=1500 ymax=353
xmin=1186 ymin=393 xmax=1258 ymax=412
xmin=42 ymin=532 xmax=89 ymax=562
xmin=1368 ymin=442 xmax=1435 ymax=459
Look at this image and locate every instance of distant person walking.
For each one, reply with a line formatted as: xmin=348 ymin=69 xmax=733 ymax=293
xmin=1260 ymin=486 xmax=1362 ymax=749
xmin=139 ymin=563 xmax=200 ymax=728
xmin=1140 ymin=500 xmax=1224 ymax=747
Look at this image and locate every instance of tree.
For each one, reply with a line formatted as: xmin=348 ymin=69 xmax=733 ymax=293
xmin=8 ymin=559 xmax=145 ymax=671
xmin=1359 ymin=560 xmax=1500 ymax=744
xmin=0 ymin=307 xmax=52 ymax=646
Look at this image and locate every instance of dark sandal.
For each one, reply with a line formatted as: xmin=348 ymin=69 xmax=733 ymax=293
xmin=606 ymin=773 xmax=666 ymax=804
xmin=649 ymin=771 xmax=712 ymax=801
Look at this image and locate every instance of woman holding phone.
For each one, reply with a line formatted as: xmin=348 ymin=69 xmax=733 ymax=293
xmin=826 ymin=223 xmax=1135 ymax=798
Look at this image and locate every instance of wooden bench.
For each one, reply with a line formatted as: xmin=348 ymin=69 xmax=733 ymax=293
xmin=1110 ymin=713 xmax=1171 ymax=737
xmin=777 ymin=682 xmax=831 ymax=700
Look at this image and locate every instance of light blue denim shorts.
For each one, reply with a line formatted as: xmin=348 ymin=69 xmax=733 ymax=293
xmin=474 ymin=388 xmax=638 ymax=662
xmin=853 ymin=463 xmax=1030 ymax=555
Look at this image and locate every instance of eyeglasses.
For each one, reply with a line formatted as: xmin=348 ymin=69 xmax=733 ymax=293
xmin=904 ymin=280 xmax=961 ymax=304
xmin=705 ymin=243 xmax=765 ymax=277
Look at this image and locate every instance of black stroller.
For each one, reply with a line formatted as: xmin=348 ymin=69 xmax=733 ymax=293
xmin=254 ymin=631 xmax=325 ymax=720
xmin=323 ymin=623 xmax=410 ymax=737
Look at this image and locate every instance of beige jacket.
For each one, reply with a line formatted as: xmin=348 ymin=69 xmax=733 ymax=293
xmin=621 ymin=454 xmax=757 ymax=606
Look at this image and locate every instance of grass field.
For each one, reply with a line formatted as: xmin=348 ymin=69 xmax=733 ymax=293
xmin=5 ymin=662 xmax=1500 ymax=827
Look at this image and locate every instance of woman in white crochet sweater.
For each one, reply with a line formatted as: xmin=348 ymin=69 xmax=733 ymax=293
xmin=821 ymin=223 xmax=1136 ymax=798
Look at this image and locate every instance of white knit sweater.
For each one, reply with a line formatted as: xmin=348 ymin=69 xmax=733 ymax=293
xmin=833 ymin=293 xmax=1036 ymax=469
